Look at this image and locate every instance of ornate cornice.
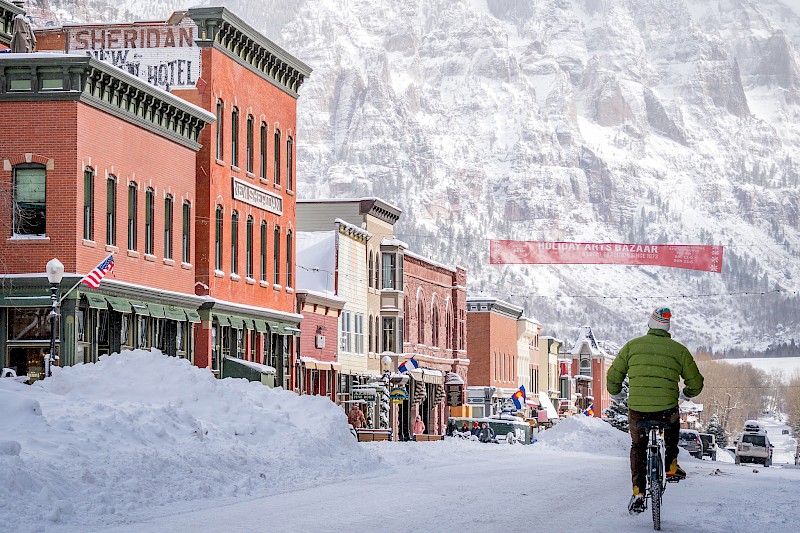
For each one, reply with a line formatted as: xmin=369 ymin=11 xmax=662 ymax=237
xmin=187 ymin=6 xmax=311 ymax=98
xmin=0 ymin=54 xmax=215 ymax=150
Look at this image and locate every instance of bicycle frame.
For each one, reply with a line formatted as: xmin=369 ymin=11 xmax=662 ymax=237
xmin=647 ymin=426 xmax=667 ymax=530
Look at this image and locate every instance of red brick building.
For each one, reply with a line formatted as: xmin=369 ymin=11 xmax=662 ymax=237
xmin=465 ymin=297 xmax=524 ymax=417
xmin=401 ymin=252 xmax=468 ymax=438
xmin=35 ymin=7 xmax=312 ymax=387
xmin=295 ymin=289 xmax=344 ymax=400
xmin=0 ymin=53 xmax=213 ymax=378
xmin=566 ymin=326 xmax=615 ymax=417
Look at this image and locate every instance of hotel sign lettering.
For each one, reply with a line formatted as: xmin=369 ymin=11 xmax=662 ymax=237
xmin=232 ymin=177 xmax=283 ymax=215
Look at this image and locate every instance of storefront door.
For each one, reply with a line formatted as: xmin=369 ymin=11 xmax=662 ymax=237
xmin=7 ymin=345 xmax=48 ymax=382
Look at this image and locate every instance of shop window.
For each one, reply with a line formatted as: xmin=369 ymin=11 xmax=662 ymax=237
xmin=231 ymin=107 xmax=239 ymax=168
xmin=246 ymin=216 xmax=254 ymax=278
xmin=97 ymin=311 xmax=109 ymax=345
xmin=215 ymin=205 xmax=223 ymax=270
xmin=76 ymin=308 xmax=86 ymax=342
xmin=106 ymin=175 xmax=116 ymax=246
xmin=211 ymin=324 xmax=219 ymax=373
xmin=182 ymin=201 xmax=190 ymax=263
xmin=137 ymin=315 xmax=148 ymax=348
xmin=83 ymin=167 xmax=94 ymax=240
xmin=12 ymin=164 xmax=46 ymax=235
xmin=145 ymin=188 xmax=155 ymax=254
xmin=176 ymin=322 xmax=184 ymax=352
xmin=215 ymin=99 xmax=224 ymax=160
xmin=249 ymin=329 xmax=256 ymax=360
xmin=120 ymin=314 xmax=130 ymax=346
xmin=127 ymin=183 xmax=137 ymax=251
xmin=230 ymin=211 xmax=239 ymax=274
xmin=273 ymin=129 xmax=281 ymax=185
xmin=164 ymin=195 xmax=173 ymax=259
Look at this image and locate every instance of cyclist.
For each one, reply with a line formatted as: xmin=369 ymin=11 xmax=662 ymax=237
xmin=607 ymin=306 xmax=704 ymax=514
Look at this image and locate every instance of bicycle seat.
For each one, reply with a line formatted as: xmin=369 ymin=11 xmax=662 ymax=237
xmin=637 ymin=420 xmax=667 ymax=431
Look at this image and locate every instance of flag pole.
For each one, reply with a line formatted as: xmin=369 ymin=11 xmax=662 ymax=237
xmin=58 ymin=252 xmax=114 ymax=305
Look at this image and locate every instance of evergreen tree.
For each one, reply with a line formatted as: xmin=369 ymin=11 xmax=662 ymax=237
xmin=603 ymin=377 xmax=629 ymax=432
xmin=706 ymin=413 xmax=727 ymax=448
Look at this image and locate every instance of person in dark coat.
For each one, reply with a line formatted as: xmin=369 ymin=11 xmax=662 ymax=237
xmin=479 ymin=422 xmax=495 ymax=443
xmin=471 ymin=421 xmax=481 ymax=436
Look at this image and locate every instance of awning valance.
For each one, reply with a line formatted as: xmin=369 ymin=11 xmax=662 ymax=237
xmin=164 ymin=306 xmax=186 ymax=321
xmin=214 ymin=314 xmax=231 ymax=326
xmin=0 ymin=296 xmax=52 ymax=307
xmin=130 ymin=301 xmax=150 ymax=316
xmin=253 ymin=319 xmax=268 ymax=333
xmin=229 ymin=316 xmax=245 ymax=329
xmin=105 ymin=296 xmax=132 ymax=313
xmin=147 ymin=303 xmax=166 ymax=318
xmin=84 ymin=293 xmax=108 ymax=309
xmin=243 ymin=318 xmax=255 ymax=330
xmin=185 ymin=309 xmax=201 ymax=323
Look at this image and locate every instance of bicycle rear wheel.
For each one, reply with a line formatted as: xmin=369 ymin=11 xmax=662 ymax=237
xmin=650 ymin=449 xmax=662 ymax=530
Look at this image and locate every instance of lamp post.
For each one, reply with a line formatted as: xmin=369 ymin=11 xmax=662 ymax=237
xmin=381 ymin=354 xmax=393 ymax=439
xmin=45 ymin=258 xmax=64 ymax=379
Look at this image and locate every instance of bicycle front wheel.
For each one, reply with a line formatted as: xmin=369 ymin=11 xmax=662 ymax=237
xmin=650 ymin=451 xmax=662 ymax=530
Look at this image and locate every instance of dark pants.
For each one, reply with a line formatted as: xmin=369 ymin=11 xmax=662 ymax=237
xmin=628 ymin=407 xmax=680 ymax=493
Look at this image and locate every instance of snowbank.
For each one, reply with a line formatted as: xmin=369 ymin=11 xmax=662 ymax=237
xmin=536 ymin=415 xmax=630 ymax=456
xmin=0 ymin=350 xmax=380 ymax=529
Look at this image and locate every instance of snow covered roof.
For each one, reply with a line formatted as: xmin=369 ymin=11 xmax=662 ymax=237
xmin=224 ymin=356 xmax=276 ymax=374
xmin=569 ymin=326 xmax=609 ymax=358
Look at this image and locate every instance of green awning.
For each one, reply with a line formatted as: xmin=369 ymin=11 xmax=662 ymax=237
xmin=253 ymin=319 xmax=267 ymax=333
xmin=164 ymin=306 xmax=186 ymax=321
xmin=147 ymin=303 xmax=166 ymax=318
xmin=269 ymin=321 xmax=280 ymax=333
xmin=243 ymin=318 xmax=255 ymax=330
xmin=85 ymin=293 xmax=108 ymax=309
xmin=0 ymin=296 xmax=53 ymax=307
xmin=229 ymin=316 xmax=245 ymax=329
xmin=285 ymin=326 xmax=301 ymax=337
xmin=214 ymin=314 xmax=230 ymax=326
xmin=185 ymin=309 xmax=202 ymax=323
xmin=131 ymin=301 xmax=150 ymax=316
xmin=105 ymin=296 xmax=132 ymax=313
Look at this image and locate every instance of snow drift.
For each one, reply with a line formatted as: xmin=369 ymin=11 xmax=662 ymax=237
xmin=0 ymin=350 xmax=380 ymax=528
xmin=537 ymin=414 xmax=630 ymax=456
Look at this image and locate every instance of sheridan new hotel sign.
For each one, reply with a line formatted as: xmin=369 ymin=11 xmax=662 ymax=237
xmin=232 ymin=178 xmax=283 ymax=215
xmin=66 ymin=19 xmax=201 ymax=90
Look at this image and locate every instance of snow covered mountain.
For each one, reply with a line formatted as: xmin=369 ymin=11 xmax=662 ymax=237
xmin=25 ymin=0 xmax=800 ymax=352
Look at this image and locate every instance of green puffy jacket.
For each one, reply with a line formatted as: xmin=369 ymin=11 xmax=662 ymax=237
xmin=607 ymin=329 xmax=704 ymax=413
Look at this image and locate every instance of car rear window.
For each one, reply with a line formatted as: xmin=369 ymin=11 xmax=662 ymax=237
xmin=680 ymin=432 xmax=697 ymax=440
xmin=742 ymin=434 xmax=766 ymax=446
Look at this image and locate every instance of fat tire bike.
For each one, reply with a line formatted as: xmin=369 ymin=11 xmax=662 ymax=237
xmin=636 ymin=420 xmax=681 ymax=530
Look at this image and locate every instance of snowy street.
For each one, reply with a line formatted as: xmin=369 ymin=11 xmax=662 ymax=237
xmin=4 ymin=353 xmax=800 ymax=533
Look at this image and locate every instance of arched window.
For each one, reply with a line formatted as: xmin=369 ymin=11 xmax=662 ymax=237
xmin=83 ymin=167 xmax=94 ymax=241
xmin=286 ymin=230 xmax=293 ymax=288
xmin=445 ymin=305 xmax=453 ymax=349
xmin=127 ymin=183 xmax=137 ymax=250
xmin=144 ymin=187 xmax=155 ymax=254
xmin=214 ymin=205 xmax=223 ymax=270
xmin=368 ymin=251 xmax=373 ymax=289
xmin=273 ymin=128 xmax=281 ymax=185
xmin=164 ymin=195 xmax=173 ymax=259
xmin=417 ymin=297 xmax=425 ymax=345
xmin=106 ymin=175 xmax=116 ymax=246
xmin=431 ymin=304 xmax=440 ymax=347
xmin=231 ymin=107 xmax=239 ymax=168
xmin=368 ymin=315 xmax=373 ymax=352
xmin=246 ymin=114 xmax=254 ymax=173
xmin=374 ymin=316 xmax=380 ymax=352
xmin=215 ymin=99 xmax=224 ymax=160
xmin=246 ymin=216 xmax=254 ymax=278
xmin=286 ymin=136 xmax=294 ymax=191
xmin=374 ymin=255 xmax=380 ymax=288
xmin=260 ymin=220 xmax=267 ymax=281
xmin=230 ymin=210 xmax=239 ymax=274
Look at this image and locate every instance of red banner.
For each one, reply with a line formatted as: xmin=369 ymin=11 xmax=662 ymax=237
xmin=490 ymin=241 xmax=723 ymax=272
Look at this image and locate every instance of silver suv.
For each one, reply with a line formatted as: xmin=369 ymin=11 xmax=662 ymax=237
xmin=736 ymin=423 xmax=772 ymax=467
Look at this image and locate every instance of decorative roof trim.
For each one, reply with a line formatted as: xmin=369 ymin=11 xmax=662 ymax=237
xmin=0 ymin=54 xmax=214 ymax=150
xmin=465 ymin=297 xmax=524 ymax=319
xmin=187 ymin=6 xmax=311 ymax=98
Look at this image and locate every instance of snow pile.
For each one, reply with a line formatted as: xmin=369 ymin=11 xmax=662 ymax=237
xmin=536 ymin=415 xmax=630 ymax=456
xmin=0 ymin=350 xmax=380 ymax=529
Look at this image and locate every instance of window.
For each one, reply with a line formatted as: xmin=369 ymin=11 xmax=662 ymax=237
xmin=215 ymin=99 xmax=224 ymax=160
xmin=259 ymin=122 xmax=267 ymax=179
xmin=341 ymin=310 xmax=351 ymax=352
xmin=215 ymin=205 xmax=223 ymax=270
xmin=445 ymin=307 xmax=453 ymax=348
xmin=286 ymin=230 xmax=293 ymax=288
xmin=273 ymin=129 xmax=281 ymax=185
xmin=432 ymin=305 xmax=440 ymax=347
xmin=417 ymin=298 xmax=425 ymax=344
xmin=246 ymin=216 xmax=254 ymax=278
xmin=374 ymin=256 xmax=380 ymax=288
xmin=246 ymin=115 xmax=254 ymax=173
xmin=83 ymin=167 xmax=94 ymax=240
xmin=12 ymin=164 xmax=46 ymax=235
xmin=145 ymin=188 xmax=155 ymax=254
xmin=106 ymin=176 xmax=116 ymax=245
xmin=286 ymin=136 xmax=293 ymax=191
xmin=382 ymin=253 xmax=396 ymax=289
xmin=580 ymin=357 xmax=591 ymax=376
xmin=231 ymin=107 xmax=239 ymax=168
xmin=374 ymin=316 xmax=380 ymax=352
xmin=230 ymin=211 xmax=239 ymax=274
xmin=127 ymin=183 xmax=137 ymax=250
xmin=368 ymin=252 xmax=373 ymax=289
xmin=182 ymin=201 xmax=190 ymax=263
xmin=260 ymin=221 xmax=267 ymax=281
xmin=382 ymin=318 xmax=395 ymax=353
xmin=355 ymin=314 xmax=364 ymax=353
xmin=164 ymin=195 xmax=173 ymax=259
xmin=368 ymin=315 xmax=373 ymax=352
xmin=273 ymin=225 xmax=280 ymax=285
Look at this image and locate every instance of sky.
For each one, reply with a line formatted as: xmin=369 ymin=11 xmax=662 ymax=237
xmin=3 ymin=349 xmax=800 ymax=532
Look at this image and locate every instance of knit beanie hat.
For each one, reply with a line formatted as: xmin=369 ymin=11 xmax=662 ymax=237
xmin=648 ymin=307 xmax=671 ymax=331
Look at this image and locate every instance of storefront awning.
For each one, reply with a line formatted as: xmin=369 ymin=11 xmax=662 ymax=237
xmin=130 ymin=301 xmax=150 ymax=316
xmin=285 ymin=326 xmax=301 ymax=336
xmin=163 ymin=306 xmax=186 ymax=321
xmin=147 ymin=303 xmax=166 ymax=318
xmin=185 ymin=309 xmax=202 ymax=323
xmin=0 ymin=296 xmax=52 ymax=307
xmin=214 ymin=314 xmax=231 ymax=326
xmin=229 ymin=316 xmax=245 ymax=329
xmin=242 ymin=318 xmax=255 ymax=330
xmin=409 ymin=368 xmax=444 ymax=385
xmin=84 ymin=293 xmax=108 ymax=309
xmin=253 ymin=319 xmax=268 ymax=332
xmin=105 ymin=296 xmax=132 ymax=313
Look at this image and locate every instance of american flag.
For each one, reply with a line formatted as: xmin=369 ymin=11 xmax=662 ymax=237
xmin=82 ymin=254 xmax=115 ymax=288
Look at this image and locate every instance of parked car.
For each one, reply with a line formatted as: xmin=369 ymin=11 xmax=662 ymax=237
xmin=679 ymin=429 xmax=704 ymax=459
xmin=782 ymin=429 xmax=790 ymax=435
xmin=448 ymin=415 xmax=534 ymax=444
xmin=736 ymin=428 xmax=772 ymax=467
xmin=698 ymin=433 xmax=717 ymax=461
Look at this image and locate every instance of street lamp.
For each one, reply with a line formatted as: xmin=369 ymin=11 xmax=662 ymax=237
xmin=45 ymin=258 xmax=64 ymax=379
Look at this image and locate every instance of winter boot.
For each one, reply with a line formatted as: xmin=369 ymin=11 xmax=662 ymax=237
xmin=628 ymin=486 xmax=646 ymax=514
xmin=666 ymin=459 xmax=686 ymax=481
